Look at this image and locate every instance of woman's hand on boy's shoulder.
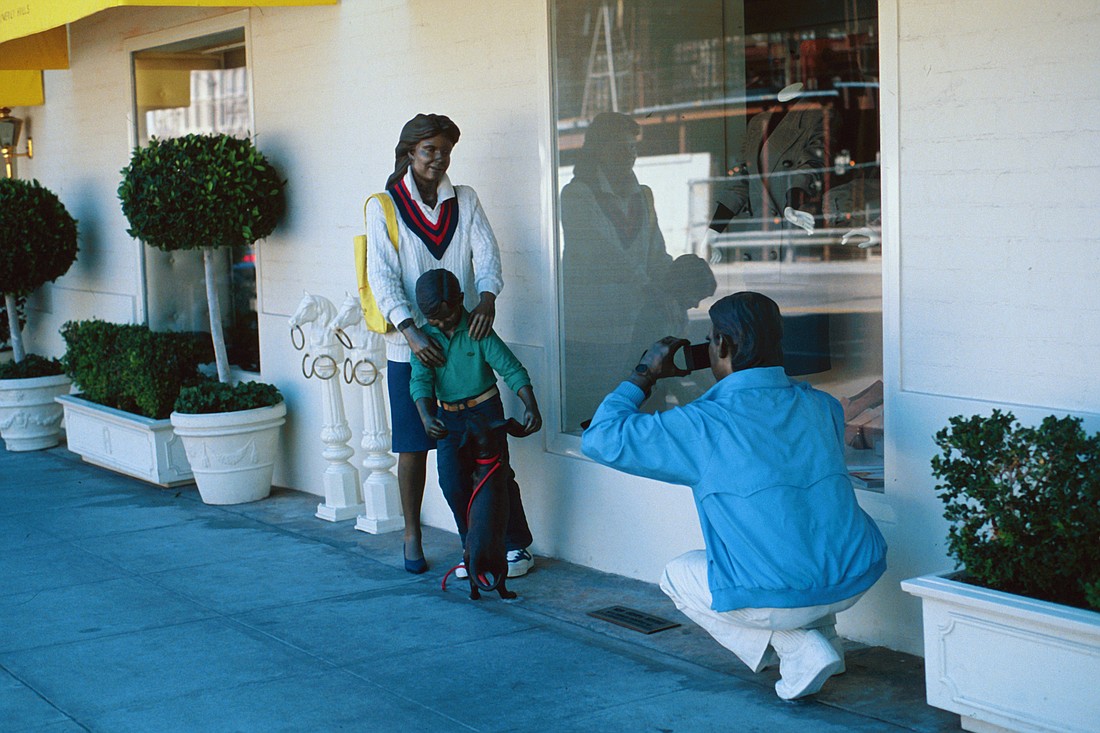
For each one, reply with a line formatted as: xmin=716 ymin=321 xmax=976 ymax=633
xmin=469 ymin=291 xmax=496 ymax=340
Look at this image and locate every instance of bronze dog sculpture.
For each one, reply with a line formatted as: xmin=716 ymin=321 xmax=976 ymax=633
xmin=462 ymin=416 xmax=528 ymax=601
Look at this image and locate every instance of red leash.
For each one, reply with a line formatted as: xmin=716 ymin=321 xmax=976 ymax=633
xmin=441 ymin=455 xmax=501 ymax=591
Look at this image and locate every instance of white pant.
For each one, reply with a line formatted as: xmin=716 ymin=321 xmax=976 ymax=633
xmin=659 ymin=550 xmax=863 ymax=673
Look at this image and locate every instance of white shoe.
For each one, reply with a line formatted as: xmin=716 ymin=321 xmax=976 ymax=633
xmin=454 ymin=562 xmax=468 ymax=580
xmin=771 ymin=629 xmax=844 ymax=700
xmin=506 ymin=548 xmax=534 ymax=577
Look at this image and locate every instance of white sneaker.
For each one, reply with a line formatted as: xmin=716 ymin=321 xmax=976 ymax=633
xmin=771 ymin=629 xmax=844 ymax=700
xmin=506 ymin=548 xmax=534 ymax=577
xmin=455 ymin=562 xmax=468 ymax=580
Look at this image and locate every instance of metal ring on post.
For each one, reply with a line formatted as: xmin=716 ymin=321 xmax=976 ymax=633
xmin=334 ymin=328 xmax=354 ymax=350
xmin=312 ymin=354 xmax=339 ymax=380
xmin=291 ymin=324 xmax=306 ymax=351
xmin=302 ymin=353 xmax=339 ymax=380
xmin=349 ymin=358 xmax=379 ymax=387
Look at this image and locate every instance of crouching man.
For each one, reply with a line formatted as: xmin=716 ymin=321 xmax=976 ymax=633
xmin=581 ymin=291 xmax=887 ymax=700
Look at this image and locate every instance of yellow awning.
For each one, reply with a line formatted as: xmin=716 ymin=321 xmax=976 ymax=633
xmin=0 ymin=26 xmax=69 ymax=69
xmin=0 ymin=69 xmax=44 ymax=106
xmin=0 ymin=1 xmax=336 ymax=46
xmin=0 ymin=0 xmax=334 ymax=106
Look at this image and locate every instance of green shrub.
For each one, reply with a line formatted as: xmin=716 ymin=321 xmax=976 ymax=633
xmin=0 ymin=178 xmax=79 ymax=296
xmin=174 ymin=380 xmax=283 ymax=415
xmin=0 ymin=353 xmax=64 ymax=380
xmin=60 ymin=320 xmax=212 ymax=419
xmin=932 ymin=410 xmax=1100 ymax=611
xmin=118 ymin=134 xmax=285 ymax=253
xmin=0 ymin=178 xmax=79 ymax=363
xmin=117 ymin=133 xmax=286 ymax=383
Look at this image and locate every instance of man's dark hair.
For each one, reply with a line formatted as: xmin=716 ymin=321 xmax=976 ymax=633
xmin=415 ymin=269 xmax=463 ymax=318
xmin=387 ymin=113 xmax=462 ymax=189
xmin=708 ymin=291 xmax=784 ymax=371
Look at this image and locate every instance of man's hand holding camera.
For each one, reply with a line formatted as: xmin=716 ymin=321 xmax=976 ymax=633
xmin=629 ymin=336 xmax=692 ymax=397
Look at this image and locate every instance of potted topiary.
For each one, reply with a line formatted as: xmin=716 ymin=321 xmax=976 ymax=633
xmin=57 ymin=319 xmax=211 ymax=485
xmin=118 ymin=133 xmax=287 ymax=504
xmin=0 ymin=178 xmax=78 ymax=451
xmin=170 ymin=381 xmax=284 ymax=504
xmin=901 ymin=410 xmax=1100 ymax=733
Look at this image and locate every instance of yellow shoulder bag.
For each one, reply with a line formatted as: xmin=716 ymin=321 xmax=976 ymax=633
xmin=354 ymin=192 xmax=399 ymax=333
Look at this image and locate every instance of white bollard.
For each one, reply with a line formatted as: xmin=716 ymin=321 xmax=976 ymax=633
xmin=332 ymin=293 xmax=403 ymax=534
xmin=290 ymin=292 xmax=364 ymax=522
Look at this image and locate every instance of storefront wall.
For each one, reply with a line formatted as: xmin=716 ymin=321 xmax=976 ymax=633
xmin=12 ymin=0 xmax=1100 ymax=656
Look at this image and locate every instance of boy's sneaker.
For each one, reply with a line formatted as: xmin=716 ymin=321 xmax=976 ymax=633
xmin=455 ymin=562 xmax=468 ymax=579
xmin=506 ymin=548 xmax=534 ymax=577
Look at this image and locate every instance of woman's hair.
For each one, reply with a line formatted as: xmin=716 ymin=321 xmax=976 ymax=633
xmin=386 ymin=114 xmax=461 ymax=189
xmin=708 ymin=291 xmax=784 ymax=371
xmin=415 ymin=269 xmax=463 ymax=318
xmin=572 ymin=111 xmax=639 ymax=184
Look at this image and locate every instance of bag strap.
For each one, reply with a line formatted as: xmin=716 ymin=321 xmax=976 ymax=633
xmin=365 ymin=192 xmax=399 ymax=250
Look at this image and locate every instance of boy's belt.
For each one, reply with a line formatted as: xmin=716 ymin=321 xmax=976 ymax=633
xmin=440 ymin=386 xmax=499 ymax=412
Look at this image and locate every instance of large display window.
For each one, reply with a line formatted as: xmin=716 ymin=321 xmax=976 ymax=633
xmin=551 ymin=0 xmax=884 ymax=476
xmin=129 ymin=20 xmax=260 ymax=373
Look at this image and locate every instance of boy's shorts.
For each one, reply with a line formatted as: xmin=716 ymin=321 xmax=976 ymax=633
xmin=386 ymin=359 xmax=436 ymax=453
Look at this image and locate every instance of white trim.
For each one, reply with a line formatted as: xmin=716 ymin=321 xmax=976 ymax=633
xmin=544 ymin=0 xmax=579 ymax=459
xmin=878 ymin=0 xmax=901 ymax=491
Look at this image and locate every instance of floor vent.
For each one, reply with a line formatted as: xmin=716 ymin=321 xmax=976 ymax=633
xmin=588 ymin=606 xmax=681 ymax=634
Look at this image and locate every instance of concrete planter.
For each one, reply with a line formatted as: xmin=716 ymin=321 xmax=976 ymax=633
xmin=901 ymin=573 xmax=1100 ymax=733
xmin=56 ymin=394 xmax=193 ymax=485
xmin=0 ymin=374 xmax=70 ymax=451
xmin=170 ymin=401 xmax=286 ymax=505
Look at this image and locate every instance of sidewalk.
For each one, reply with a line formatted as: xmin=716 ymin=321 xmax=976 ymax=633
xmin=1 ymin=444 xmax=958 ymax=733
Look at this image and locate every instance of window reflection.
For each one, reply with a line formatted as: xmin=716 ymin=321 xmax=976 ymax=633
xmin=553 ymin=0 xmax=883 ymax=467
xmin=132 ymin=28 xmax=260 ymax=373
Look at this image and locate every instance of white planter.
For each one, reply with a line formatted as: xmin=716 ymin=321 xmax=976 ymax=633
xmin=170 ymin=401 xmax=286 ymax=505
xmin=901 ymin=573 xmax=1100 ymax=733
xmin=0 ymin=374 xmax=70 ymax=451
xmin=56 ymin=394 xmax=193 ymax=486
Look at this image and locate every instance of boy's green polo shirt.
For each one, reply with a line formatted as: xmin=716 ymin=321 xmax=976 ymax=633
xmin=409 ymin=312 xmax=531 ymax=403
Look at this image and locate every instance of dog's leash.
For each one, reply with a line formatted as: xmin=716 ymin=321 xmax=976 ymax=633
xmin=441 ymin=454 xmax=501 ymax=591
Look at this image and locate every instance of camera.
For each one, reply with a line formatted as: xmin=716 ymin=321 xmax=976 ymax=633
xmin=680 ymin=341 xmax=711 ymax=372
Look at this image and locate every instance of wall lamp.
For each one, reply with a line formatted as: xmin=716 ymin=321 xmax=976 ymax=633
xmin=0 ymin=108 xmax=34 ymax=178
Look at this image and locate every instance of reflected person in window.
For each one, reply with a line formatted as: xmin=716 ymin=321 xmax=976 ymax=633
xmin=707 ymin=84 xmax=826 ymax=253
xmin=366 ymin=113 xmax=533 ymax=577
xmin=560 ymin=112 xmax=673 ymax=431
xmin=582 ymin=291 xmax=887 ymax=700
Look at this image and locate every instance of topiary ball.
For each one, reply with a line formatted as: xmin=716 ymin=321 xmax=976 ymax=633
xmin=0 ymin=178 xmax=79 ymax=296
xmin=118 ymin=133 xmax=286 ymax=253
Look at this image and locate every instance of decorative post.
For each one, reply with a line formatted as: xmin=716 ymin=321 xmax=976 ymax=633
xmin=289 ymin=292 xmax=364 ymax=522
xmin=332 ymin=293 xmax=403 ymax=534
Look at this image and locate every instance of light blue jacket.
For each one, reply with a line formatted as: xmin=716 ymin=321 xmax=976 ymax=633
xmin=582 ymin=366 xmax=887 ymax=611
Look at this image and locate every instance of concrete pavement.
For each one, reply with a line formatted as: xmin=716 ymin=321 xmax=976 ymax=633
xmin=0 ymin=443 xmax=958 ymax=732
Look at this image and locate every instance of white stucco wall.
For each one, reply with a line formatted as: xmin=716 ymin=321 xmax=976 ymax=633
xmin=876 ymin=0 xmax=1100 ymax=653
xmin=12 ymin=0 xmax=1100 ymax=657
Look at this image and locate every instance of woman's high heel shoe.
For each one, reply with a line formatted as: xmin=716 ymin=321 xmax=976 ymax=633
xmin=404 ymin=544 xmax=427 ymax=575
